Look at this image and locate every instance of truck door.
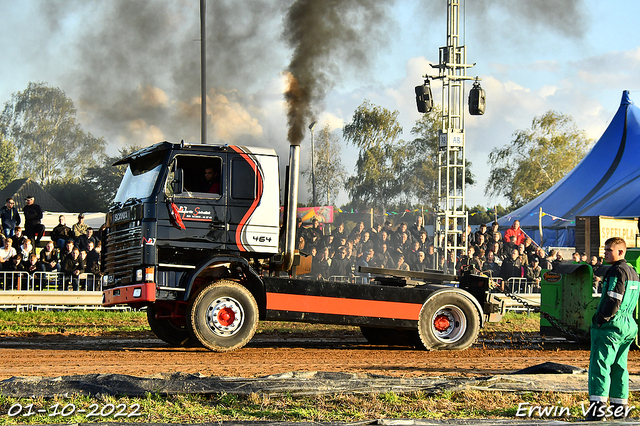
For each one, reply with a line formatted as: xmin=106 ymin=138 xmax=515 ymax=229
xmin=227 ymin=148 xmax=279 ymax=254
xmin=163 ymin=154 xmax=228 ymax=249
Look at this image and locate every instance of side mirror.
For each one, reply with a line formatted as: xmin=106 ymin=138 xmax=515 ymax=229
xmin=172 ymin=168 xmax=184 ymax=194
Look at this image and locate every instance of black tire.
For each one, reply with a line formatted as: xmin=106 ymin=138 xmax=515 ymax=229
xmin=187 ymin=280 xmax=258 ymax=352
xmin=418 ymin=292 xmax=481 ymax=350
xmin=360 ymin=326 xmax=423 ymax=348
xmin=147 ymin=304 xmax=195 ymax=347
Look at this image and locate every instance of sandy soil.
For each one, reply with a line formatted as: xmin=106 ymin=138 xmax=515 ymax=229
xmin=2 ymin=330 xmax=639 ymax=380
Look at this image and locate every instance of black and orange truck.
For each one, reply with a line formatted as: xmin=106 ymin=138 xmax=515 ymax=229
xmin=101 ymin=140 xmax=503 ymax=351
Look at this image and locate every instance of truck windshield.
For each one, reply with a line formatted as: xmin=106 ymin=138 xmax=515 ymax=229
xmin=113 ymin=163 xmax=163 ymax=206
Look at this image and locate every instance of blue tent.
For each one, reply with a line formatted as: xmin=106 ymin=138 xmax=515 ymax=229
xmin=496 ymin=91 xmax=640 ymax=247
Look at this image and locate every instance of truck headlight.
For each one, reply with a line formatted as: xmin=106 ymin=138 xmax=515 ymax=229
xmin=135 ymin=269 xmax=143 ymax=282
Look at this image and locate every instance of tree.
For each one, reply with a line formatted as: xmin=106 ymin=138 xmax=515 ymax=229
xmin=302 ymin=124 xmax=347 ymax=206
xmin=466 ymin=204 xmax=510 ymax=225
xmin=485 ymin=110 xmax=593 ymax=208
xmin=0 ymin=82 xmax=106 ymax=184
xmin=0 ymin=138 xmax=18 ymax=190
xmin=44 ymin=145 xmax=141 ymax=212
xmin=343 ymin=101 xmax=406 ymax=212
xmin=83 ymin=145 xmax=142 ymax=209
xmin=405 ymin=107 xmax=475 ymax=209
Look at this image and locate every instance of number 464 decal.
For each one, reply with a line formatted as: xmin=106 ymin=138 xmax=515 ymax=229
xmin=252 ymin=236 xmax=272 ymax=243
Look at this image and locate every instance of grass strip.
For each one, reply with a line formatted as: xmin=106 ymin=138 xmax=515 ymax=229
xmin=0 ymin=310 xmax=540 ymax=335
xmin=0 ymin=390 xmax=637 ymax=424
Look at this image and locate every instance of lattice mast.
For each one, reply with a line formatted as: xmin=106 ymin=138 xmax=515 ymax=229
xmin=415 ymin=0 xmax=484 ymax=271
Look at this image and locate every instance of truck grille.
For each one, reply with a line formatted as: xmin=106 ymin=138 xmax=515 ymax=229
xmin=104 ymin=222 xmax=142 ymax=286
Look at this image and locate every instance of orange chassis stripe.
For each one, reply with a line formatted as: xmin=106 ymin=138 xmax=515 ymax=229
xmin=266 ymin=292 xmax=422 ymax=321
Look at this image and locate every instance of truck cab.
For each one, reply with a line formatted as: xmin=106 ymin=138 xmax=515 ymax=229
xmin=102 ymin=141 xmax=280 ymax=307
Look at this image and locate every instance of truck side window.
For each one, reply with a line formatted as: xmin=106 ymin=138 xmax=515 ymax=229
xmin=171 ymin=155 xmax=223 ymax=198
xmin=231 ymin=158 xmax=256 ymax=200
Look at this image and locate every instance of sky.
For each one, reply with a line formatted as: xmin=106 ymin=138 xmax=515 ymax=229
xmin=1 ymin=0 xmax=639 ymax=211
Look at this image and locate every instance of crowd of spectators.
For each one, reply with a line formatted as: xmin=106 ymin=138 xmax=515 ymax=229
xmin=0 ymin=196 xmax=102 ymax=290
xmin=296 ymin=216 xmax=436 ymax=283
xmin=296 ymin=217 xmax=606 ymax=292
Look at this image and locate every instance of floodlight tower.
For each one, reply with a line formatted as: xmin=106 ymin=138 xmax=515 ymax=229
xmin=415 ymin=0 xmax=485 ymax=271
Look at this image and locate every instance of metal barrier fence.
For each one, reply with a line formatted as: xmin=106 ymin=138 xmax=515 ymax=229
xmin=0 ymin=272 xmax=105 ymax=311
xmin=490 ymin=277 xmax=540 ymax=294
xmin=0 ymin=272 xmax=101 ymax=292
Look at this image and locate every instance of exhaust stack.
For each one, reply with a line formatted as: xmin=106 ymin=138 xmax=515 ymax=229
xmin=282 ymin=144 xmax=300 ymax=271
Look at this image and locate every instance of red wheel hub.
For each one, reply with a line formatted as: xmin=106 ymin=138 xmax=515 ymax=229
xmin=218 ymin=307 xmax=236 ymax=326
xmin=434 ymin=314 xmax=451 ymax=332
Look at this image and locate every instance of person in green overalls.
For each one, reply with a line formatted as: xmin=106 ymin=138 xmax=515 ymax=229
xmin=587 ymin=237 xmax=640 ymax=420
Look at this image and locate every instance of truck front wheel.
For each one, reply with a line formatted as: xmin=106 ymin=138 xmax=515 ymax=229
xmin=418 ymin=292 xmax=481 ymax=350
xmin=147 ymin=304 xmax=195 ymax=347
xmin=188 ymin=280 xmax=258 ymax=352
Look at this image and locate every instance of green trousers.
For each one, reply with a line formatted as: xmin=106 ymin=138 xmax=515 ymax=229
xmin=588 ymin=318 xmax=637 ymax=403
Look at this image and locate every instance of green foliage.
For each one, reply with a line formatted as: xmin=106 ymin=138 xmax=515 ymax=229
xmin=343 ymin=101 xmax=406 ymax=213
xmin=467 ymin=204 xmax=510 ymax=225
xmin=0 ymin=138 xmax=18 ymax=190
xmin=43 ymin=145 xmax=140 ymax=212
xmin=0 ymin=82 xmax=106 ymax=184
xmin=83 ymin=145 xmax=141 ymax=208
xmin=45 ymin=178 xmax=97 ymax=212
xmin=407 ymin=107 xmax=475 ymax=209
xmin=485 ymin=110 xmax=593 ymax=208
xmin=302 ymin=124 xmax=347 ymax=206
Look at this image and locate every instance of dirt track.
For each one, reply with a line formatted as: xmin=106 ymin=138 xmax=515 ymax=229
xmin=2 ymin=330 xmax=640 ymax=380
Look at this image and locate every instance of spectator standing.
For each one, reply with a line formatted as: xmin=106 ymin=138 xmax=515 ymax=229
xmin=78 ymin=228 xmax=97 ymax=252
xmin=524 ymin=238 xmax=536 ymax=261
xmin=424 ymin=245 xmax=437 ymax=270
xmin=474 ymin=223 xmax=488 ymax=245
xmin=526 ymin=257 xmax=542 ymax=292
xmin=406 ymin=240 xmax=422 ymax=270
xmin=486 ymin=221 xmax=502 ymax=242
xmin=332 ymin=223 xmax=346 ymax=250
xmin=19 ymin=238 xmax=33 ymax=260
xmin=317 ymin=247 xmax=332 ymax=280
xmin=501 ymin=248 xmax=523 ymax=282
xmin=329 ymin=247 xmax=350 ymax=278
xmin=483 ymin=251 xmax=501 ymax=278
xmin=72 ymin=213 xmax=89 ymax=242
xmin=0 ymin=198 xmax=20 ymax=238
xmin=51 ymin=215 xmax=73 ymax=250
xmin=23 ymin=196 xmax=44 ymax=247
xmin=5 ymin=254 xmax=24 ymax=274
xmin=375 ymin=243 xmax=395 ymax=269
xmin=504 ymin=220 xmax=526 ymax=246
xmin=395 ymin=254 xmax=410 ymax=272
xmin=61 ymin=247 xmax=85 ymax=291
xmin=355 ymin=249 xmax=375 ymax=283
xmin=553 ymin=252 xmax=564 ymax=268
xmin=537 ymin=247 xmax=551 ymax=270
xmin=39 ymin=240 xmax=61 ymax=272
xmin=61 ymin=239 xmax=75 ymax=260
xmin=11 ymin=227 xmax=25 ymax=252
xmin=25 ymin=253 xmax=43 ymax=274
xmin=0 ymin=238 xmax=16 ymax=268
xmin=586 ymin=237 xmax=640 ymax=420
xmin=409 ymin=216 xmax=426 ymax=241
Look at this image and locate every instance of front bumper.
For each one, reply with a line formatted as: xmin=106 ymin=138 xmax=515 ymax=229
xmin=103 ymin=282 xmax=156 ymax=306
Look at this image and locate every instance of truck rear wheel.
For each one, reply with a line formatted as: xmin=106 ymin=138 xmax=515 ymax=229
xmin=188 ymin=280 xmax=258 ymax=352
xmin=418 ymin=292 xmax=481 ymax=350
xmin=147 ymin=304 xmax=195 ymax=347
